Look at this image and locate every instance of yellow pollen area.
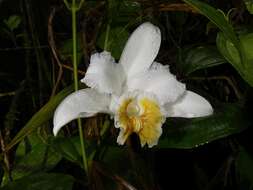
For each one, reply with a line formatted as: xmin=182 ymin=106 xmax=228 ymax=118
xmin=117 ymin=97 xmax=164 ymax=147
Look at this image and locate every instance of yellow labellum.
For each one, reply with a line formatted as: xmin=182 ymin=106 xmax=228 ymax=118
xmin=117 ymin=97 xmax=164 ymax=147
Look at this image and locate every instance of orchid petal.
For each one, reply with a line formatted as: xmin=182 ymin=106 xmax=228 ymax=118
xmin=139 ymin=122 xmax=163 ymax=148
xmin=165 ymin=91 xmax=213 ymax=118
xmin=126 ymin=62 xmax=186 ymax=105
xmin=116 ymin=128 xmax=131 ymax=145
xmin=53 ymin=88 xmax=111 ymax=135
xmin=81 ymin=51 xmax=125 ymax=95
xmin=119 ymin=22 xmax=161 ymax=77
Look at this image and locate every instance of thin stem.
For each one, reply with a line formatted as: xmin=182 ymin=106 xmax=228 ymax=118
xmin=63 ymin=0 xmax=71 ymax=10
xmin=72 ymin=0 xmax=78 ymax=91
xmin=184 ymin=76 xmax=242 ymax=100
xmin=77 ymin=0 xmax=84 ymax=10
xmin=103 ymin=23 xmax=110 ymax=51
xmin=77 ymin=118 xmax=88 ymax=172
xmin=48 ymin=7 xmax=63 ymax=99
xmin=70 ymin=0 xmax=88 ymax=174
xmin=62 ymin=64 xmax=85 ymax=75
xmin=0 ymin=91 xmax=15 ymax=98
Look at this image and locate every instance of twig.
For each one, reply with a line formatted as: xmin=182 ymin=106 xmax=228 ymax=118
xmin=48 ymin=6 xmax=64 ymax=98
xmin=0 ymin=91 xmax=15 ymax=98
xmin=0 ymin=46 xmax=49 ymax=51
xmin=184 ymin=76 xmax=242 ymax=99
xmin=0 ymin=131 xmax=12 ymax=182
xmin=80 ymin=26 xmax=89 ymax=67
xmin=159 ymin=3 xmax=198 ymax=13
xmin=80 ymin=1 xmax=105 ymax=66
xmin=62 ymin=64 xmax=85 ymax=75
xmin=93 ymin=161 xmax=138 ymax=190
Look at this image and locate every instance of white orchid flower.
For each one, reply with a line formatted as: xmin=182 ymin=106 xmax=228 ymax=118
xmin=53 ymin=22 xmax=213 ymax=148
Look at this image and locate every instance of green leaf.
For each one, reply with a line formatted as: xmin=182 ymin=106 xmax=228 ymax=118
xmin=216 ymin=32 xmax=241 ymax=70
xmin=182 ymin=0 xmax=246 ymax=74
xmin=50 ymin=136 xmax=98 ymax=168
xmin=50 ymin=136 xmax=82 ymax=165
xmin=236 ymin=146 xmax=253 ymax=189
xmin=97 ymin=26 xmax=129 ymax=59
xmin=180 ymin=45 xmax=226 ymax=75
xmin=158 ymin=104 xmax=250 ymax=149
xmin=4 ymin=15 xmax=21 ymax=31
xmin=0 ymin=173 xmax=74 ymax=190
xmin=182 ymin=0 xmax=253 ymax=86
xmin=217 ymin=32 xmax=253 ymax=86
xmin=11 ymin=133 xmax=62 ymax=180
xmin=240 ymin=33 xmax=253 ymax=64
xmin=244 ymin=0 xmax=253 ymax=14
xmin=182 ymin=0 xmax=240 ymax=48
xmin=6 ymin=85 xmax=75 ymax=151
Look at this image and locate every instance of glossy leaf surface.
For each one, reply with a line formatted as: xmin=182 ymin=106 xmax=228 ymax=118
xmin=158 ymin=104 xmax=250 ymax=149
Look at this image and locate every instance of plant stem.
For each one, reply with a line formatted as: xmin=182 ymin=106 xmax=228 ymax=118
xmin=71 ymin=0 xmax=88 ymax=174
xmin=104 ymin=23 xmax=110 ymax=51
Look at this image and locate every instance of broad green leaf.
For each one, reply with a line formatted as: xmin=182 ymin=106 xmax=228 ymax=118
xmin=217 ymin=32 xmax=253 ymax=86
xmin=180 ymin=45 xmax=226 ymax=75
xmin=0 ymin=173 xmax=74 ymax=190
xmin=11 ymin=133 xmax=62 ymax=181
xmin=182 ymin=0 xmax=240 ymax=48
xmin=183 ymin=0 xmax=253 ymax=86
xmin=236 ymin=146 xmax=253 ymax=189
xmin=12 ymin=144 xmax=61 ymax=180
xmin=4 ymin=15 xmax=21 ymax=31
xmin=50 ymin=136 xmax=82 ymax=165
xmin=216 ymin=32 xmax=241 ymax=70
xmin=6 ymin=85 xmax=75 ymax=151
xmin=240 ymin=33 xmax=253 ymax=63
xmin=244 ymin=0 xmax=253 ymax=14
xmin=158 ymin=104 xmax=250 ymax=149
xmin=50 ymin=136 xmax=98 ymax=168
xmin=182 ymin=0 xmax=246 ymax=72
xmin=239 ymin=33 xmax=253 ymax=84
xmin=97 ymin=26 xmax=129 ymax=59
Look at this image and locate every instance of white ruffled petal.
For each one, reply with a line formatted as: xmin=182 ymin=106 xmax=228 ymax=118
xmin=53 ymin=88 xmax=111 ymax=136
xmin=81 ymin=51 xmax=125 ymax=95
xmin=126 ymin=62 xmax=186 ymax=105
xmin=119 ymin=22 xmax=161 ymax=77
xmin=164 ymin=91 xmax=213 ymax=118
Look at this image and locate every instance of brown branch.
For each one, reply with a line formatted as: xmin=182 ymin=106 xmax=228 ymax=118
xmin=48 ymin=6 xmax=63 ymax=98
xmin=0 ymin=45 xmax=49 ymax=51
xmin=0 ymin=91 xmax=15 ymax=98
xmin=0 ymin=131 xmax=11 ymax=181
xmin=62 ymin=64 xmax=85 ymax=75
xmin=159 ymin=3 xmax=199 ymax=13
xmin=184 ymin=76 xmax=242 ymax=99
xmin=93 ymin=161 xmax=138 ymax=190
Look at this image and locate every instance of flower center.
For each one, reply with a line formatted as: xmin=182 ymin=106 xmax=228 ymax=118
xmin=116 ymin=96 xmax=165 ymax=146
xmin=126 ymin=101 xmax=141 ymax=117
